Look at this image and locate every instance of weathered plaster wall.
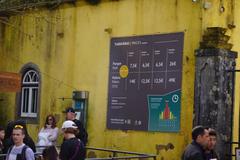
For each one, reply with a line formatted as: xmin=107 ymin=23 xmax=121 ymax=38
xmin=4 ymin=0 xmax=240 ymax=159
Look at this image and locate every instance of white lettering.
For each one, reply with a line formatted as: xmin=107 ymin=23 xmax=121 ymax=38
xmin=114 ymin=42 xmax=130 ymax=46
xmin=168 ymin=48 xmax=176 ymax=54
xmin=113 ymin=62 xmax=122 ymax=66
xmin=154 ymin=78 xmax=164 ymax=84
xmin=132 ymin=41 xmax=141 ymax=45
xmin=112 ymin=80 xmax=120 ymax=84
xmin=155 ymin=62 xmax=163 ymax=67
xmin=112 ymin=76 xmax=120 ymax=80
xmin=112 ymin=84 xmax=119 ymax=88
xmin=141 ymin=78 xmax=151 ymax=84
xmin=129 ymin=79 xmax=136 ymax=84
xmin=169 ymin=61 xmax=176 ymax=67
xmin=168 ymin=78 xmax=176 ymax=83
xmin=154 ymin=50 xmax=161 ymax=55
xmin=142 ymin=62 xmax=150 ymax=68
xmin=130 ymin=63 xmax=137 ymax=68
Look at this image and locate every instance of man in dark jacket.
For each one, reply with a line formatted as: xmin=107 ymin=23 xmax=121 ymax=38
xmin=182 ymin=125 xmax=209 ymax=160
xmin=64 ymin=107 xmax=88 ymax=145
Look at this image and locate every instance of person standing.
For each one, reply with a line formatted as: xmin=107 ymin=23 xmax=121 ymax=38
xmin=205 ymin=128 xmax=219 ymax=160
xmin=64 ymin=107 xmax=88 ymax=145
xmin=3 ymin=120 xmax=36 ymax=154
xmin=182 ymin=125 xmax=209 ymax=160
xmin=59 ymin=120 xmax=85 ymax=160
xmin=5 ymin=125 xmax=35 ymax=160
xmin=37 ymin=115 xmax=59 ymax=146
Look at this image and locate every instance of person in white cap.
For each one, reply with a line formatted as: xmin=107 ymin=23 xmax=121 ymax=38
xmin=59 ymin=120 xmax=85 ymax=160
xmin=64 ymin=107 xmax=88 ymax=145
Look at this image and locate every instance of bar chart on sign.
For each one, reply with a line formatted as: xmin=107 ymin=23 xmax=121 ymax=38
xmin=107 ymin=32 xmax=184 ymax=132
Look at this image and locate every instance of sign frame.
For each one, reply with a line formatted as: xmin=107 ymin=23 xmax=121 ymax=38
xmin=107 ymin=32 xmax=184 ymax=132
xmin=236 ymin=148 xmax=240 ymax=160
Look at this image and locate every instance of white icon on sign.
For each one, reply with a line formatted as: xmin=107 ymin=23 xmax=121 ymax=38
xmin=138 ymin=121 xmax=142 ymax=125
xmin=134 ymin=120 xmax=138 ymax=125
xmin=172 ymin=94 xmax=179 ymax=103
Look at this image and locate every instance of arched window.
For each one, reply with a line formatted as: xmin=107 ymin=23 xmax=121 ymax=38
xmin=20 ymin=69 xmax=40 ymax=117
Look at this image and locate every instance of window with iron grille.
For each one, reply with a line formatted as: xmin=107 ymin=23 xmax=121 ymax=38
xmin=20 ymin=69 xmax=39 ymax=118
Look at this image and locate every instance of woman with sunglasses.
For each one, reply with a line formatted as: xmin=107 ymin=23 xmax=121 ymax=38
xmin=37 ymin=115 xmax=59 ymax=150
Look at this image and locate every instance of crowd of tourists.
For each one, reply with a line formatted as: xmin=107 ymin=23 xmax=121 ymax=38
xmin=0 ymin=107 xmax=88 ymax=160
xmin=0 ymin=108 xmax=219 ymax=160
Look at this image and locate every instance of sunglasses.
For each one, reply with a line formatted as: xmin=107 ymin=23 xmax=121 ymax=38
xmin=48 ymin=118 xmax=53 ymax=121
xmin=14 ymin=125 xmax=23 ymax=129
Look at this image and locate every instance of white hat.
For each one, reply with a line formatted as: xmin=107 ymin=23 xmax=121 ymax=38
xmin=62 ymin=120 xmax=78 ymax=129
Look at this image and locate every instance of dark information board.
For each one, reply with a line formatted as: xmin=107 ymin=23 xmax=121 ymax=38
xmin=107 ymin=32 xmax=184 ymax=132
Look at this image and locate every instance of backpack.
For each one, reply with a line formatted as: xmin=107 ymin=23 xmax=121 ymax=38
xmin=7 ymin=145 xmax=29 ymax=160
xmin=69 ymin=139 xmax=85 ymax=160
xmin=79 ymin=127 xmax=88 ymax=145
xmin=73 ymin=119 xmax=88 ymax=145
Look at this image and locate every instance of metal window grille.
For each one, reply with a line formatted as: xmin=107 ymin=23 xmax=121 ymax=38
xmin=20 ymin=70 xmax=39 ymax=118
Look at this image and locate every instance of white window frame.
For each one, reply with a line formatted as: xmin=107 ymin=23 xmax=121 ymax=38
xmin=20 ymin=70 xmax=39 ymax=118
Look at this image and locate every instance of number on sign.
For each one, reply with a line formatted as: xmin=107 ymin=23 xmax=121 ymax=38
xmin=154 ymin=78 xmax=164 ymax=84
xmin=142 ymin=62 xmax=150 ymax=68
xmin=155 ymin=62 xmax=163 ymax=67
xmin=130 ymin=63 xmax=137 ymax=68
xmin=168 ymin=78 xmax=176 ymax=82
xmin=169 ymin=61 xmax=176 ymax=67
xmin=129 ymin=79 xmax=136 ymax=84
xmin=141 ymin=78 xmax=150 ymax=84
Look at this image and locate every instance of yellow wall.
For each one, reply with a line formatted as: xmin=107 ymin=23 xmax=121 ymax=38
xmin=0 ymin=0 xmax=240 ymax=159
xmin=201 ymin=0 xmax=240 ymax=156
xmin=230 ymin=0 xmax=240 ymax=154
